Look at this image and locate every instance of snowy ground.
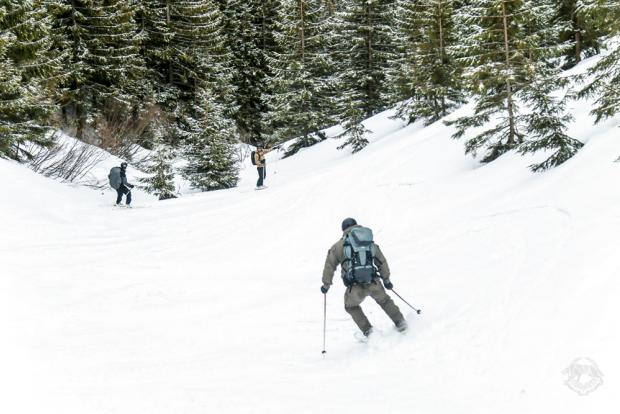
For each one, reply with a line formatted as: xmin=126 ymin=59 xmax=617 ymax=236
xmin=2 ymin=56 xmax=620 ymax=413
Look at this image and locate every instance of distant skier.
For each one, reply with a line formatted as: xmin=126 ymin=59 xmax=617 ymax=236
xmin=254 ymin=146 xmax=274 ymax=189
xmin=108 ymin=162 xmax=134 ymax=207
xmin=321 ymin=218 xmax=407 ymax=337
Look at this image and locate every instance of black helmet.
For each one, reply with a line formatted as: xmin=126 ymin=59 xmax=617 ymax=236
xmin=341 ymin=217 xmax=357 ymax=231
xmin=120 ymin=162 xmax=128 ymax=169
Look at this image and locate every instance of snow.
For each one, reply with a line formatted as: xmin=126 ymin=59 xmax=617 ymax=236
xmin=2 ymin=55 xmax=620 ymax=413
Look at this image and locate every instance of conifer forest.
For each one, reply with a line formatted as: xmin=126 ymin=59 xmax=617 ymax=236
xmin=1 ymin=1 xmax=619 ymax=191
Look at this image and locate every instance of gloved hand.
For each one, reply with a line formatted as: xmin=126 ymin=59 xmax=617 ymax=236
xmin=383 ymin=280 xmax=393 ymax=290
xmin=320 ymin=285 xmax=329 ymax=294
xmin=129 ymin=184 xmax=135 ymax=188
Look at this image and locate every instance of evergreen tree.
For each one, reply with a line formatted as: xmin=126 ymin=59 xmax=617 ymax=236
xmin=578 ymin=0 xmax=620 ymax=122
xmin=50 ymin=0 xmax=145 ymax=142
xmin=47 ymin=0 xmax=88 ymax=138
xmin=182 ymin=90 xmax=239 ymax=191
xmin=0 ymin=0 xmax=58 ymax=160
xmin=139 ymin=137 xmax=177 ymax=200
xmin=138 ymin=0 xmax=176 ymax=92
xmin=319 ymin=0 xmax=337 ymax=13
xmin=393 ymin=0 xmax=465 ymax=125
xmin=141 ymin=0 xmax=233 ymax=141
xmin=6 ymin=1 xmax=61 ymax=82
xmin=269 ymin=0 xmax=335 ymax=156
xmin=84 ymin=1 xmax=146 ymax=115
xmin=333 ymin=0 xmax=398 ymax=151
xmin=218 ymin=0 xmax=280 ymax=146
xmin=337 ymin=100 xmax=371 ymax=152
xmin=448 ymin=0 xmax=582 ymax=170
xmin=517 ymin=77 xmax=582 ymax=171
xmin=554 ymin=0 xmax=607 ymax=68
xmin=166 ymin=0 xmax=240 ymax=189
xmin=337 ymin=0 xmax=398 ymax=118
xmin=137 ymin=1 xmax=239 ymax=190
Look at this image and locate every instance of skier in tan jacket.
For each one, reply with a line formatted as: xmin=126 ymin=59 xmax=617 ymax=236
xmin=255 ymin=146 xmax=274 ymax=189
xmin=321 ymin=218 xmax=407 ymax=337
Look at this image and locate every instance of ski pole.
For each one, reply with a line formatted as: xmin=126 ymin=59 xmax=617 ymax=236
xmin=391 ymin=289 xmax=421 ymax=314
xmin=322 ymin=293 xmax=327 ymax=355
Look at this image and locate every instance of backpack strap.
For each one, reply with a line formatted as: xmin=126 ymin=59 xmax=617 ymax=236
xmin=342 ymin=236 xmax=352 ymax=266
xmin=341 ymin=236 xmax=354 ymax=286
xmin=370 ymin=243 xmax=376 ymax=264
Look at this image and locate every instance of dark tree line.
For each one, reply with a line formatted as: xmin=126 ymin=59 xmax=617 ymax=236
xmin=1 ymin=0 xmax=619 ymax=194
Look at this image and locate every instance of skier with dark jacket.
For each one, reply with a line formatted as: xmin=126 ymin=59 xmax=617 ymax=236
xmin=321 ymin=218 xmax=407 ymax=337
xmin=116 ymin=162 xmax=134 ymax=206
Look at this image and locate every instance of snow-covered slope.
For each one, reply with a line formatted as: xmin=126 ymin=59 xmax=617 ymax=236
xmin=2 ymin=58 xmax=620 ymax=414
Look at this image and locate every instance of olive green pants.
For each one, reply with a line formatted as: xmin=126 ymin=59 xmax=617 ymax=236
xmin=344 ymin=281 xmax=404 ymax=332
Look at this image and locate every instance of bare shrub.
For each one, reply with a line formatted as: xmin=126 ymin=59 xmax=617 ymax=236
xmin=27 ymin=133 xmax=107 ymax=186
xmin=237 ymin=144 xmax=251 ymax=166
xmin=97 ymin=104 xmax=162 ymax=163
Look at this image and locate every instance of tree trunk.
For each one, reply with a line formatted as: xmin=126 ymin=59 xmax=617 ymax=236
xmin=365 ymin=2 xmax=373 ymax=118
xmin=300 ymin=0 xmax=305 ymax=63
xmin=167 ymin=0 xmax=173 ymax=84
xmin=438 ymin=0 xmax=446 ymax=116
xmin=438 ymin=0 xmax=445 ymax=64
xmin=575 ymin=29 xmax=582 ymax=63
xmin=71 ymin=0 xmax=84 ymax=140
xmin=300 ymin=0 xmax=308 ymax=141
xmin=573 ymin=5 xmax=582 ymax=64
xmin=323 ymin=0 xmax=336 ymax=14
xmin=501 ymin=0 xmax=517 ymax=145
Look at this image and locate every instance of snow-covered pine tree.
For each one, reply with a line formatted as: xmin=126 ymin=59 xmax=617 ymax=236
xmin=139 ymin=129 xmax=177 ymax=200
xmin=393 ymin=0 xmax=465 ymax=125
xmin=319 ymin=0 xmax=337 ymax=13
xmin=269 ymin=0 xmax=335 ymax=156
xmin=337 ymin=99 xmax=371 ymax=152
xmin=448 ymin=0 xmax=582 ymax=170
xmin=0 ymin=0 xmax=58 ymax=160
xmin=138 ymin=0 xmax=176 ymax=92
xmin=390 ymin=0 xmax=424 ymax=112
xmin=5 ymin=1 xmax=61 ymax=83
xmin=139 ymin=0 xmax=234 ymax=147
xmin=50 ymin=0 xmax=145 ymax=143
xmin=517 ymin=78 xmax=582 ymax=171
xmin=154 ymin=0 xmax=238 ymax=190
xmin=47 ymin=0 xmax=88 ymax=139
xmin=84 ymin=1 xmax=143 ymax=100
xmin=334 ymin=0 xmax=398 ymax=152
xmin=578 ymin=0 xmax=620 ymax=122
xmin=140 ymin=147 xmax=177 ymax=199
xmin=554 ymin=0 xmax=607 ymax=68
xmin=218 ymin=0 xmax=279 ymax=147
xmin=169 ymin=0 xmax=232 ymax=99
xmin=182 ymin=90 xmax=239 ymax=191
xmin=84 ymin=0 xmax=147 ymax=143
xmin=133 ymin=0 xmax=178 ymax=151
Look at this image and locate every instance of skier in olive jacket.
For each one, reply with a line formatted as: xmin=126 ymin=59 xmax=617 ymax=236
xmin=321 ymin=218 xmax=406 ymax=337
